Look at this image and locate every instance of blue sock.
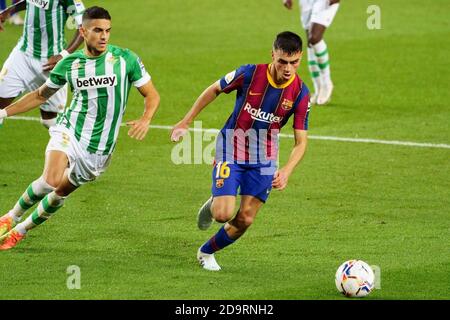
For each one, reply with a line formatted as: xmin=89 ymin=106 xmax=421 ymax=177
xmin=201 ymin=225 xmax=235 ymax=254
xmin=0 ymin=0 xmax=6 ymax=10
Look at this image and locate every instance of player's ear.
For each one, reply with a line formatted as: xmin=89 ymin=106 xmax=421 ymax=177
xmin=79 ymin=25 xmax=87 ymax=38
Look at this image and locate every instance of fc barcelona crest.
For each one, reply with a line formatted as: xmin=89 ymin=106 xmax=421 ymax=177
xmin=281 ymin=98 xmax=293 ymax=110
xmin=216 ymin=179 xmax=224 ymax=188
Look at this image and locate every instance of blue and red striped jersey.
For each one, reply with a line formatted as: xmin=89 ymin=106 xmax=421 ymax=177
xmin=215 ymin=64 xmax=310 ymax=166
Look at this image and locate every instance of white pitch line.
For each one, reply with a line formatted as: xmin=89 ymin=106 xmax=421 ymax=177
xmin=7 ymin=115 xmax=450 ymax=150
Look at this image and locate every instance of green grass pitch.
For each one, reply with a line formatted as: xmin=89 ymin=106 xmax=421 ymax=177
xmin=0 ymin=0 xmax=448 ymax=299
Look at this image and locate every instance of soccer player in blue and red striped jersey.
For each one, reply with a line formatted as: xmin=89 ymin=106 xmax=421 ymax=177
xmin=171 ymin=31 xmax=311 ymax=271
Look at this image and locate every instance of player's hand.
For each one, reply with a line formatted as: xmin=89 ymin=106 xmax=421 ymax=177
xmin=272 ymin=169 xmax=289 ymax=191
xmin=170 ymin=121 xmax=189 ymax=142
xmin=43 ymin=54 xmax=63 ymax=72
xmin=126 ymin=118 xmax=150 ymax=141
xmin=283 ymin=0 xmax=293 ymax=10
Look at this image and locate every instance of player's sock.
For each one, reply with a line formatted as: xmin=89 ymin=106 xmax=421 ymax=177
xmin=8 ymin=176 xmax=55 ymax=222
xmin=307 ymin=46 xmax=321 ymax=98
xmin=313 ymin=39 xmax=332 ymax=86
xmin=200 ymin=225 xmax=235 ymax=254
xmin=16 ymin=191 xmax=66 ymax=233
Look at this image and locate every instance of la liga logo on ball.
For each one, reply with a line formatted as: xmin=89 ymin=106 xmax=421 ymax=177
xmin=335 ymin=260 xmax=375 ymax=298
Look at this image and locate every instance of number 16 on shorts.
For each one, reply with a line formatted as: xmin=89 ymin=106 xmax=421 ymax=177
xmin=214 ymin=161 xmax=230 ymax=189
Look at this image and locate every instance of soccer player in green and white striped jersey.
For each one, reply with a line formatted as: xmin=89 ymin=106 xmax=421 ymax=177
xmin=0 ymin=6 xmax=161 ymax=250
xmin=0 ymin=0 xmax=85 ymax=128
xmin=283 ymin=0 xmax=340 ymax=105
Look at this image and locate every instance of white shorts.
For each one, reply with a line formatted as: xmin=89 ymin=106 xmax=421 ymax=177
xmin=0 ymin=45 xmax=67 ymax=113
xmin=300 ymin=0 xmax=340 ymax=30
xmin=46 ymin=125 xmax=112 ymax=187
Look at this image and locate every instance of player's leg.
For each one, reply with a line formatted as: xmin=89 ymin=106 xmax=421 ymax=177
xmin=34 ymin=62 xmax=68 ymax=129
xmin=0 ymin=97 xmax=15 ymax=127
xmin=309 ymin=23 xmax=332 ymax=105
xmin=0 ymin=111 xmax=67 ymax=235
xmin=0 ymin=47 xmax=26 ymax=127
xmin=309 ymin=0 xmax=340 ymax=105
xmin=197 ymin=195 xmax=264 ymax=271
xmin=0 ymin=97 xmax=15 ymax=108
xmin=196 ymin=162 xmax=242 ymax=270
xmin=0 ymin=124 xmax=77 ymax=249
xmin=40 ymin=110 xmax=58 ymax=128
xmin=300 ymin=1 xmax=321 ymax=104
xmin=306 ymin=31 xmax=321 ymax=104
xmin=197 ymin=195 xmax=236 ymax=230
xmin=0 ymin=170 xmax=77 ymax=250
xmin=197 ymin=161 xmax=241 ymax=230
xmin=0 ymin=171 xmax=56 ymax=237
xmin=197 ymin=165 xmax=273 ymax=271
xmin=227 ymin=195 xmax=263 ymax=238
xmin=8 ymin=0 xmax=24 ymax=25
xmin=197 ymin=195 xmax=237 ymax=270
xmin=14 ymin=168 xmax=76 ymax=236
xmin=0 ymin=150 xmax=69 ymax=226
xmin=225 ymin=165 xmax=273 ymax=240
xmin=0 ymin=150 xmax=71 ymax=250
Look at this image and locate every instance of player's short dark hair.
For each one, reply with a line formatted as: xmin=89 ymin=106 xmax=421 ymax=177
xmin=273 ymin=31 xmax=302 ymax=55
xmin=82 ymin=6 xmax=111 ymax=22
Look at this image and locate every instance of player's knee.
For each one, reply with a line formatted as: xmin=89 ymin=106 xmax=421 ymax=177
xmin=214 ymin=212 xmax=233 ymax=223
xmin=43 ymin=174 xmax=62 ymax=188
xmin=211 ymin=200 xmax=235 ymax=222
xmin=33 ymin=176 xmax=55 ymax=194
xmin=235 ymin=211 xmax=255 ymax=229
xmin=213 ymin=207 xmax=234 ymax=223
xmin=308 ymin=33 xmax=323 ymax=46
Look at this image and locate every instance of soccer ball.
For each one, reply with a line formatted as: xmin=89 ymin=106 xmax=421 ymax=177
xmin=335 ymin=260 xmax=375 ymax=298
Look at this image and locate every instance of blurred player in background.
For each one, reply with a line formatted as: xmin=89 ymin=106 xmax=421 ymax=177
xmin=0 ymin=0 xmax=85 ymax=129
xmin=171 ymin=31 xmax=311 ymax=271
xmin=0 ymin=6 xmax=160 ymax=250
xmin=283 ymin=0 xmax=340 ymax=105
xmin=0 ymin=0 xmax=24 ymax=25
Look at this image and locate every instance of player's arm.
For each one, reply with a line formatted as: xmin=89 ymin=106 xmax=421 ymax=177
xmin=0 ymin=85 xmax=59 ymax=119
xmin=272 ymin=129 xmax=308 ymax=191
xmin=0 ymin=0 xmax=26 ymax=31
xmin=170 ymin=81 xmax=222 ymax=142
xmin=43 ymin=0 xmax=86 ymax=71
xmin=43 ymin=30 xmax=84 ymax=71
xmin=126 ymin=80 xmax=161 ymax=141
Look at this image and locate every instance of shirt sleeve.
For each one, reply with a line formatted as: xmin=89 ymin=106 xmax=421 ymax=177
xmin=64 ymin=0 xmax=85 ymax=26
xmin=127 ymin=51 xmax=151 ymax=88
xmin=219 ymin=65 xmax=249 ymax=94
xmin=45 ymin=58 xmax=69 ymax=89
xmin=293 ymin=86 xmax=311 ymax=130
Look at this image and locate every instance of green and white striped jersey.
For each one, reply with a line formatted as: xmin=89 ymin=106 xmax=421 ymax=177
xmin=18 ymin=0 xmax=85 ymax=59
xmin=46 ymin=45 xmax=152 ymax=155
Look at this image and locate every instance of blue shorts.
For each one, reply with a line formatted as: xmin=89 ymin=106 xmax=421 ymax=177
xmin=211 ymin=162 xmax=276 ymax=203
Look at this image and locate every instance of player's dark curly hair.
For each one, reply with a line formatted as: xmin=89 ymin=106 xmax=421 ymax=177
xmin=82 ymin=6 xmax=111 ymax=22
xmin=273 ymin=31 xmax=302 ymax=55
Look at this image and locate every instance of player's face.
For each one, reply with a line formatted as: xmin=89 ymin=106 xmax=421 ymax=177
xmin=271 ymin=49 xmax=302 ymax=83
xmin=81 ymin=19 xmax=111 ymax=55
